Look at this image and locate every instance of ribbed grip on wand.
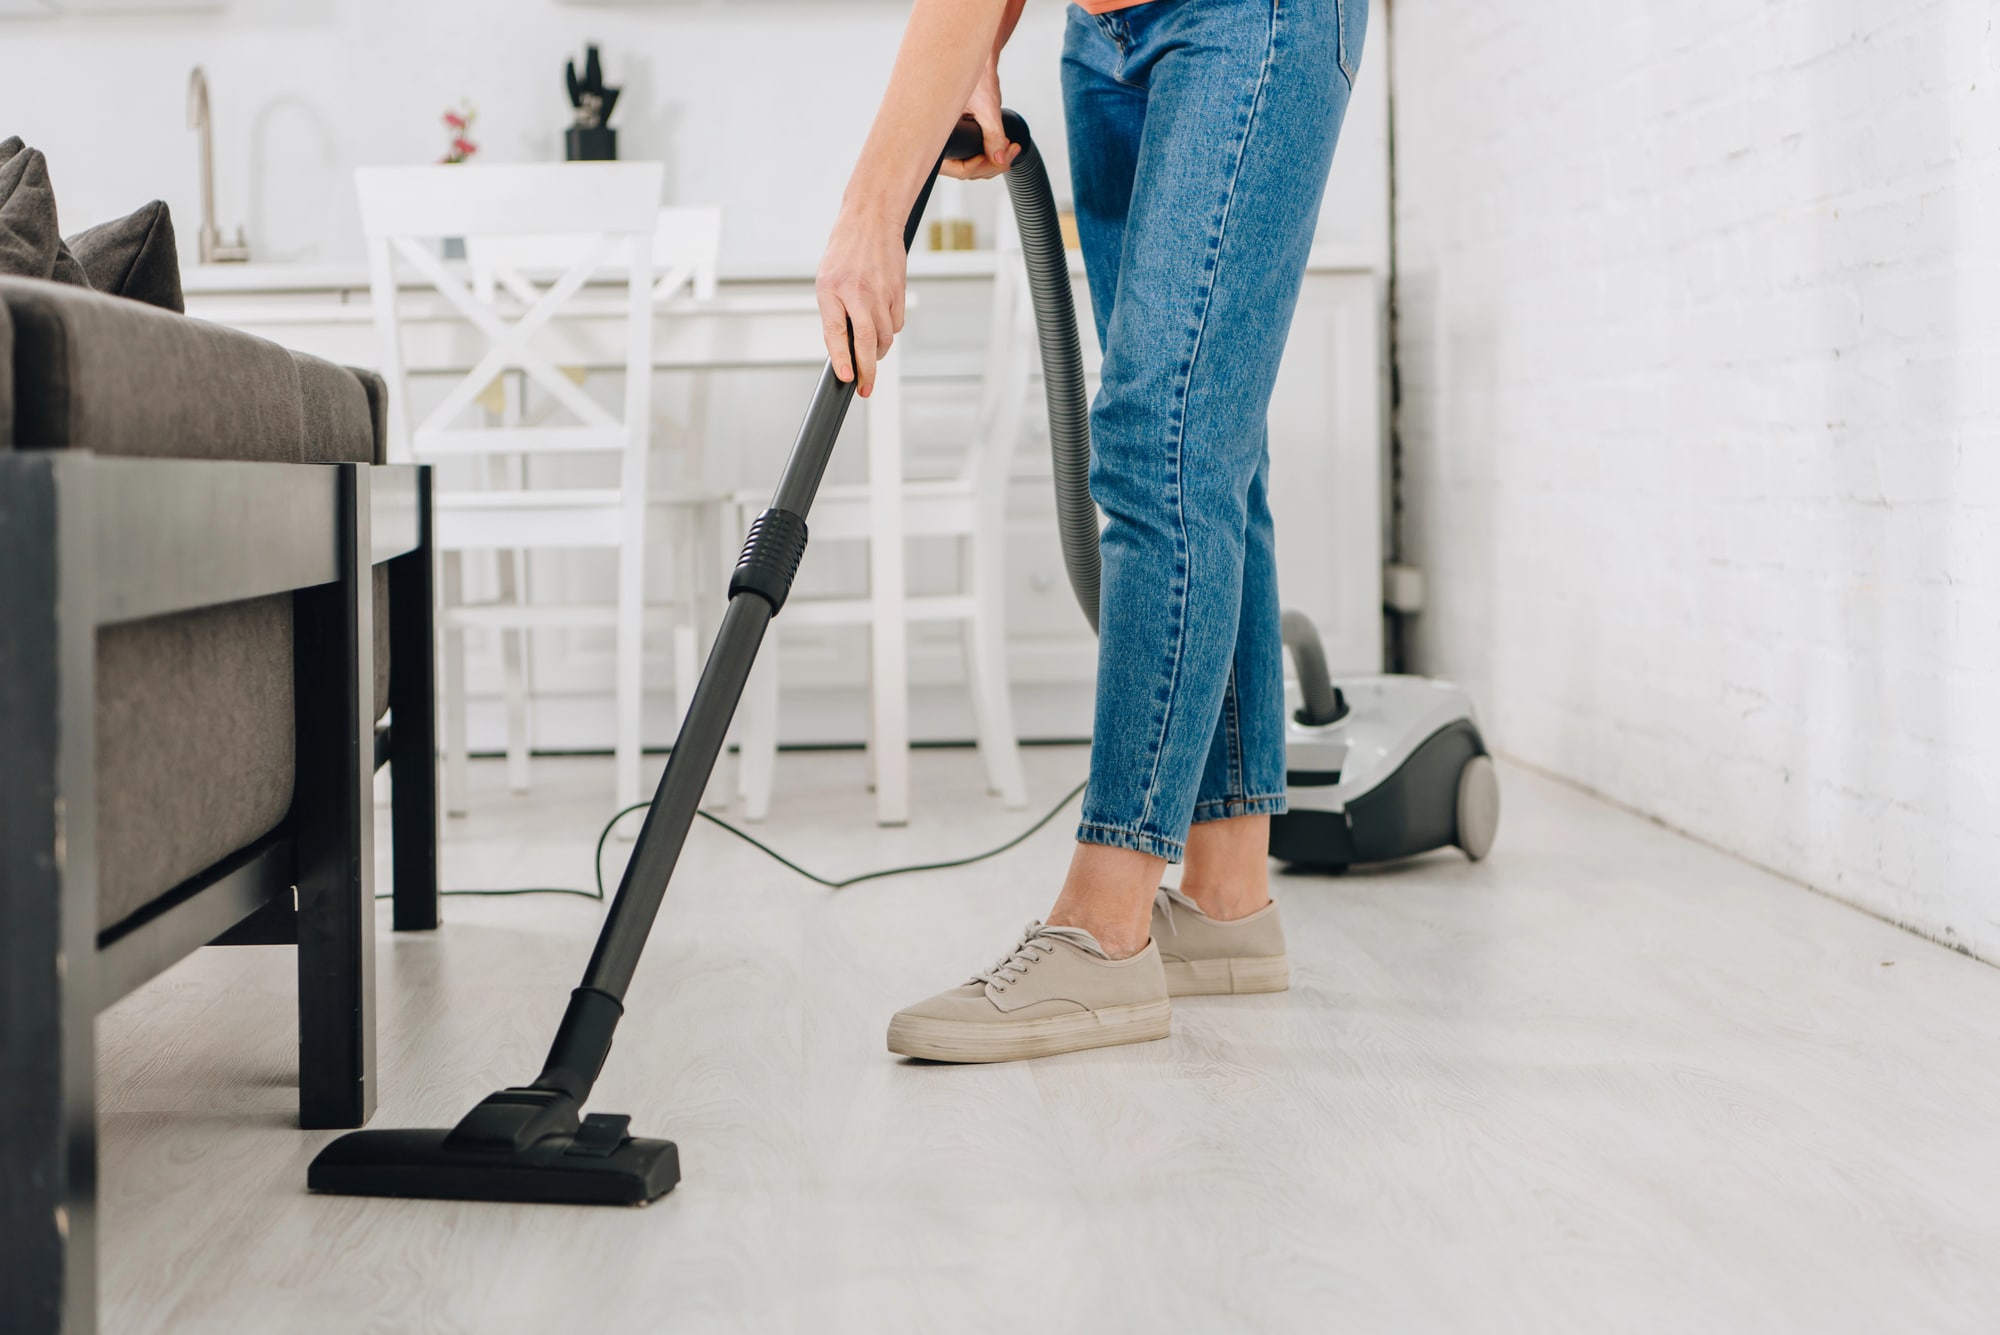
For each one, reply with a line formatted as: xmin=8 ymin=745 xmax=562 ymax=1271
xmin=729 ymin=508 xmax=809 ymax=614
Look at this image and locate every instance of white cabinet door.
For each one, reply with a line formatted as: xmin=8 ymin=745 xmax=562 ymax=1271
xmin=1267 ymin=270 xmax=1386 ymax=676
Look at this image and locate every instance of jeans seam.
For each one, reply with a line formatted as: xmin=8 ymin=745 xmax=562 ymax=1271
xmin=1226 ymin=672 xmax=1244 ymax=801
xmin=1131 ymin=0 xmax=1281 ymax=836
xmin=1133 ymin=469 xmax=1189 ymax=837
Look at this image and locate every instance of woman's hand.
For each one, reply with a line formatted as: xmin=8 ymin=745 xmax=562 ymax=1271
xmin=816 ymin=205 xmax=908 ymax=398
xmin=941 ymin=58 xmax=1021 ymax=181
xmin=813 ymin=0 xmax=1022 ymax=393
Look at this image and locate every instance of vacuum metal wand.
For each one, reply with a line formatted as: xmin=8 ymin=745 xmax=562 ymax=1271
xmin=538 ymin=135 xmax=977 ymax=1092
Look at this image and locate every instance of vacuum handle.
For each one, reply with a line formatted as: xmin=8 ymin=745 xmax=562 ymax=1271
xmin=903 ymin=110 xmax=1031 ymax=250
xmin=942 ymin=108 xmax=1035 ymax=163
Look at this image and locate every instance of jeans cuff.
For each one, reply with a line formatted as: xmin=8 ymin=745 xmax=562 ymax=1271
xmin=1189 ymin=793 xmax=1288 ymax=824
xmin=1076 ymin=821 xmax=1187 ymax=864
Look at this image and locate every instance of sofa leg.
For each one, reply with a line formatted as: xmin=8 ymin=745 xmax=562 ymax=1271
xmin=293 ymin=464 xmax=377 ymax=1130
xmin=0 ymin=933 xmax=97 ymax=1335
xmin=1 ymin=453 xmax=101 ymax=1333
xmin=388 ymin=465 xmax=439 ymax=932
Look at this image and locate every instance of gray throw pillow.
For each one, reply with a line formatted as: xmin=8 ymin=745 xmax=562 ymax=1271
xmin=67 ymin=199 xmax=185 ymax=314
xmin=0 ymin=136 xmax=91 ymax=287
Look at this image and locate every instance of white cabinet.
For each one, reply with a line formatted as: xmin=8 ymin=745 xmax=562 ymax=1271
xmin=1269 ymin=270 xmax=1386 ymax=677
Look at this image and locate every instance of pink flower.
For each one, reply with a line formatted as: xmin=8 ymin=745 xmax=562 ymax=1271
xmin=444 ymin=110 xmax=467 ymax=129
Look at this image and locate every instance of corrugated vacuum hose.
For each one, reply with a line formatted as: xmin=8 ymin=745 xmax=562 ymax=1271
xmin=986 ymin=111 xmax=1101 ymax=631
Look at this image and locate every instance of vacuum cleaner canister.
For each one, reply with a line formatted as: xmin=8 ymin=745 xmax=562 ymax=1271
xmin=1267 ymin=613 xmax=1499 ymax=871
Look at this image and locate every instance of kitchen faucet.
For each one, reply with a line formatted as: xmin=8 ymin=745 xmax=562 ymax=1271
xmin=187 ymin=66 xmax=250 ymax=263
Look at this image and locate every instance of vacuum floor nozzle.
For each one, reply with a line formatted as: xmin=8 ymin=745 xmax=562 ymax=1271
xmin=309 ymin=1106 xmax=680 ymax=1206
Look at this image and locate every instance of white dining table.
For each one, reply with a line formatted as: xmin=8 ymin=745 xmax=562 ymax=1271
xmin=184 ymin=264 xmax=920 ymax=825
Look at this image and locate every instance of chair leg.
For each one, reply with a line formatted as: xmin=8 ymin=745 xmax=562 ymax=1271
xmin=440 ymin=552 xmax=471 ymax=817
xmin=498 ymin=551 xmax=531 ymax=795
xmin=672 ymin=624 xmax=698 ymax=733
xmin=963 ymin=618 xmax=1029 ymax=809
xmin=741 ymin=649 xmax=779 ymax=822
xmin=867 ymin=611 xmax=908 ymax=825
xmin=865 ymin=358 xmax=911 ymax=827
xmin=480 ymin=395 xmax=534 ymax=796
xmin=731 ymin=661 xmax=756 ymax=806
xmin=387 ymin=467 xmax=440 ymax=932
xmin=733 ymin=708 xmax=754 ymax=803
xmin=293 ymin=464 xmax=377 ymax=1130
xmin=613 ymin=535 xmax=645 ymax=817
xmin=712 ymin=500 xmax=746 ymax=813
xmin=963 ymin=537 xmax=1028 ymax=808
xmin=863 ymin=709 xmax=877 ymax=794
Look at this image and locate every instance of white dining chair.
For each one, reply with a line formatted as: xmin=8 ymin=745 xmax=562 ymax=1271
xmin=728 ymin=215 xmax=1034 ymax=821
xmin=459 ymin=208 xmax=726 ymax=799
xmin=355 ymin=161 xmax=666 ymax=818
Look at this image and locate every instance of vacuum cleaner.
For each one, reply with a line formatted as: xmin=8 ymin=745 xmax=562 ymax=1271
xmin=308 ymin=108 xmax=1494 ymax=1207
xmin=1270 ymin=616 xmax=1498 ymax=870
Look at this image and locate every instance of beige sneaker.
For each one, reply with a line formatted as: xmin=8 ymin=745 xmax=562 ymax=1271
xmin=1151 ymin=886 xmax=1290 ymax=996
xmin=886 ymin=923 xmax=1172 ymax=1063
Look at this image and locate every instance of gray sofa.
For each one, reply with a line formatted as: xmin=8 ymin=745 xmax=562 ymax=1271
xmin=0 ymin=274 xmax=438 ymax=1334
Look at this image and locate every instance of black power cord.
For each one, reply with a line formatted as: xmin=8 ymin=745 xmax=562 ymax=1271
xmin=380 ymin=778 xmax=1089 ymax=904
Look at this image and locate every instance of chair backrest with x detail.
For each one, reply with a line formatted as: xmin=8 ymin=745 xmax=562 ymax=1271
xmin=464 ymin=206 xmax=722 ymax=309
xmin=353 ymin=162 xmax=665 ymax=474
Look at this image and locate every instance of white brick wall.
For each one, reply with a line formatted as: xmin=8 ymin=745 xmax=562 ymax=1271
xmin=1391 ymin=0 xmax=2000 ymax=960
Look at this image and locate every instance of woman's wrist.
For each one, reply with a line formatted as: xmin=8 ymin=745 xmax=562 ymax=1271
xmin=837 ymin=188 xmax=912 ymax=236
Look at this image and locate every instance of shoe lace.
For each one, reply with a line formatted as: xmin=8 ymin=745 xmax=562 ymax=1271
xmin=1154 ymin=885 xmax=1200 ymax=936
xmin=971 ymin=922 xmax=1104 ymax=991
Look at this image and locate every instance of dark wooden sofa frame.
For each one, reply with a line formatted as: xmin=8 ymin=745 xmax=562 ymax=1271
xmin=0 ymin=452 xmax=438 ymax=1335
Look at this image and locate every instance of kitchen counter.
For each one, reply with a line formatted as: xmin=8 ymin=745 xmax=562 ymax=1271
xmin=178 ymin=243 xmax=1376 ymax=296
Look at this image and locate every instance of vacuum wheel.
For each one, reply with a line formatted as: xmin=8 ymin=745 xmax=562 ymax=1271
xmin=1455 ymin=754 xmax=1500 ymax=860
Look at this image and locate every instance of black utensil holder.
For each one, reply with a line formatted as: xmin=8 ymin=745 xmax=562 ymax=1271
xmin=565 ymin=127 xmax=617 ymax=162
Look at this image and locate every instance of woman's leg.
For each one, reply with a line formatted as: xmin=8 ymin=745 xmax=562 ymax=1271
xmin=1054 ymin=0 xmax=1364 ymax=955
xmin=1045 ymin=9 xmax=1168 ymax=958
xmin=883 ymin=0 xmax=1366 ymax=1060
xmin=1182 ymin=447 xmax=1284 ymax=921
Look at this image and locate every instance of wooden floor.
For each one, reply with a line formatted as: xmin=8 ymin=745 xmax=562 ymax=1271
xmin=99 ymin=748 xmax=2000 ymax=1334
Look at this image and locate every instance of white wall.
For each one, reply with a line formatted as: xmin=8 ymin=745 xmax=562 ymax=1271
xmin=1392 ymin=0 xmax=2000 ymax=960
xmin=0 ymin=0 xmax=1388 ymax=273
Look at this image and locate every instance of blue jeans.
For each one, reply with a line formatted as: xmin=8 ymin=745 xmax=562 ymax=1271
xmin=1063 ymin=0 xmax=1364 ymax=862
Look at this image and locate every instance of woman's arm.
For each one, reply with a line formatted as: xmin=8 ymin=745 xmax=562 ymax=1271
xmin=816 ymin=0 xmax=1018 ymax=396
xmin=946 ymin=0 xmax=1031 ymax=178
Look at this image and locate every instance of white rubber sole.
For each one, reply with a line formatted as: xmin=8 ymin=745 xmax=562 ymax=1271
xmin=1162 ymin=955 xmax=1291 ymax=997
xmin=886 ymin=998 xmax=1172 ymax=1064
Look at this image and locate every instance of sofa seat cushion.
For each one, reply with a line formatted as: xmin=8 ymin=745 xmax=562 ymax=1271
xmin=95 ymin=595 xmax=296 ymax=933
